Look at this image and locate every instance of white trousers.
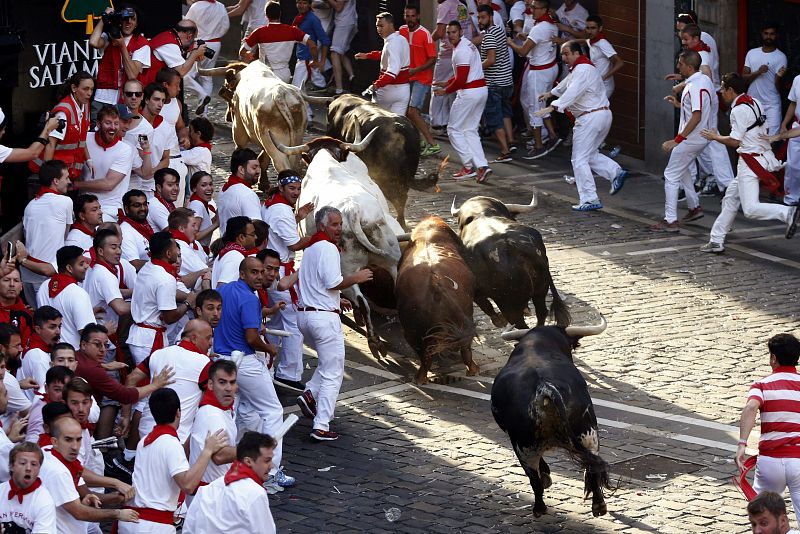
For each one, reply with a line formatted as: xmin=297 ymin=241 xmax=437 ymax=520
xmin=297 ymin=311 xmax=344 ymax=432
xmin=447 ymin=86 xmax=488 ymax=169
xmin=128 ymin=343 xmax=151 ymax=366
xmin=754 ymin=455 xmax=800 ymax=528
xmin=761 ymin=98 xmax=782 ymax=135
xmin=521 ymin=65 xmax=558 ymax=128
xmin=663 ymin=137 xmax=707 ymax=223
xmin=119 ymin=519 xmax=176 ymax=533
xmin=697 ymin=141 xmax=734 ymax=188
xmin=430 ymin=55 xmax=454 ymax=127
xmin=571 ymin=110 xmax=621 ymax=204
xmin=291 ymin=60 xmax=326 ymax=121
xmin=785 ymin=136 xmax=800 ymax=205
xmin=710 ymin=156 xmax=793 ymax=243
xmin=183 ymin=42 xmax=222 ymax=102
xmin=374 ymin=83 xmax=410 ymax=116
xmin=266 ymin=284 xmax=304 ymax=383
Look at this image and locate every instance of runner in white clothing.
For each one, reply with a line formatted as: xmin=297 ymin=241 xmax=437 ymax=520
xmin=65 ymin=194 xmax=102 ymax=257
xmin=217 ymin=148 xmax=262 ymax=236
xmin=211 ymin=217 xmax=257 ymax=288
xmin=0 ymin=442 xmax=57 ymax=533
xmin=585 ymin=16 xmax=623 ymax=98
xmin=355 ymin=13 xmax=411 ymax=115
xmin=168 ymin=208 xmax=210 ymax=291
xmin=119 ymin=189 xmax=155 ymax=271
xmin=781 ymin=74 xmax=800 ymax=206
xmin=743 ymin=24 xmax=787 ymax=136
xmin=147 ymin=168 xmax=179 ymax=232
xmin=184 ymin=0 xmax=230 ymax=114
xmin=155 ymin=69 xmax=189 ymax=206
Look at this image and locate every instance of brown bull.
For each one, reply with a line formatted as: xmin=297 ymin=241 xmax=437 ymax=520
xmin=395 ymin=216 xmax=478 ymax=384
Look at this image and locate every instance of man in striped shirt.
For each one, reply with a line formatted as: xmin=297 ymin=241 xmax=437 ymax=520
xmin=738 ymin=333 xmax=800 ymax=528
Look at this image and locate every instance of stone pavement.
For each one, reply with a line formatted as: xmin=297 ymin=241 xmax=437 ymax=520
xmin=188 ymin=87 xmax=800 ymax=533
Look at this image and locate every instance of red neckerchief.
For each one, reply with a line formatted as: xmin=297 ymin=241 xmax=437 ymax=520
xmin=94 ymin=131 xmax=120 ymax=150
xmin=146 ymin=114 xmax=164 ymax=129
xmin=218 ymin=242 xmax=247 ymax=259
xmin=221 ymin=175 xmax=250 ymax=192
xmin=37 ymin=433 xmax=51 ymax=448
xmin=589 ymin=31 xmax=607 ymax=45
xmin=735 ymin=94 xmax=755 ymax=107
xmin=292 ymin=12 xmax=307 ymax=27
xmin=170 ymin=229 xmax=199 ymax=251
xmin=196 ymin=142 xmax=212 ymax=151
xmin=263 ymin=192 xmax=291 ymax=209
xmin=224 ymin=461 xmax=262 ymax=487
xmin=178 ymin=339 xmax=207 ymax=357
xmin=50 ymin=449 xmax=83 ymax=489
xmin=117 ymin=209 xmax=154 ymax=240
xmin=154 ymin=193 xmax=176 ymax=212
xmin=143 ymin=424 xmax=178 ymax=447
xmin=535 ymin=13 xmax=557 ymax=24
xmin=35 ymin=187 xmax=61 ymax=199
xmin=48 ymin=273 xmax=78 ymax=299
xmin=8 ymin=477 xmax=42 ymax=503
xmin=257 ymin=288 xmax=269 ymax=309
xmin=570 ymin=55 xmax=595 ymax=72
xmin=91 ymin=254 xmax=127 ymax=290
xmin=0 ymin=298 xmax=28 ymax=317
xmin=189 ymin=193 xmax=217 ymax=215
xmin=152 ymin=259 xmax=179 ymax=280
xmin=199 ymin=386 xmax=233 ymax=412
xmin=24 ymin=333 xmax=50 ymax=356
xmin=69 ymin=222 xmax=95 ymax=237
xmin=690 ymin=40 xmax=711 ymax=53
xmin=307 ymin=230 xmax=337 ymax=248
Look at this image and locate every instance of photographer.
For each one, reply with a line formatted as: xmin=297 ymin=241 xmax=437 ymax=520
xmin=89 ymin=5 xmax=150 ymax=120
xmin=140 ymin=19 xmax=208 ymax=86
xmin=0 ymin=107 xmax=60 ymax=164
xmin=184 ymin=0 xmax=229 ymax=116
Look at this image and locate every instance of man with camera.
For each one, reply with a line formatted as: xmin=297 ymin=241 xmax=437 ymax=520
xmin=184 ymin=0 xmax=230 ymax=116
xmin=89 ymin=6 xmax=150 ymax=120
xmin=0 ymin=107 xmax=61 ymax=164
xmin=140 ymin=20 xmax=208 ymax=87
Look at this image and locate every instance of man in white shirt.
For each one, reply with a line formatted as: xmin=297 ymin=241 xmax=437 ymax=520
xmin=65 ymin=194 xmax=103 ymax=257
xmin=20 ymin=160 xmax=73 ymax=306
xmin=141 ymin=20 xmax=209 ymax=86
xmin=675 ymin=11 xmax=719 ymax=90
xmin=184 ymin=431 xmax=277 ymax=534
xmin=168 ymin=208 xmax=210 ymax=291
xmin=119 ymin=190 xmax=155 ymax=271
xmin=227 ymin=0 xmax=267 ymax=37
xmin=181 ymin=117 xmax=214 ymax=178
xmin=155 ymin=69 xmax=190 ymax=206
xmin=327 ymin=0 xmax=358 ymax=94
xmin=217 ymin=148 xmax=262 ymax=236
xmin=119 ymin=387 xmax=227 ymax=534
xmin=120 ymin=79 xmax=156 ymax=195
xmin=36 ymin=246 xmax=95 ymax=350
xmin=211 ymin=217 xmax=257 ymax=288
xmin=26 ymin=365 xmax=73 ymax=445
xmin=743 ymin=23 xmax=787 ymax=136
xmin=84 ymin=228 xmax=133 ymax=331
xmin=141 ymin=84 xmax=171 ymax=199
xmin=536 ymin=41 xmax=628 ymax=211
xmin=0 ymin=442 xmax=56 ymax=532
xmin=183 ymin=0 xmax=230 ymax=115
xmin=585 ymin=16 xmax=623 ymax=98
xmin=355 ymin=12 xmax=411 ymax=115
xmin=555 ymin=0 xmax=588 ymax=40
xmin=291 ymin=207 xmax=372 ymax=441
xmin=781 ymin=75 xmax=800 ymax=206
xmin=148 ymin=168 xmax=179 ymax=231
xmin=19 ymin=306 xmax=63 ymax=402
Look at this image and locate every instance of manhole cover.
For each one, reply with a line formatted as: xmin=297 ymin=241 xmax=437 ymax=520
xmin=612 ymin=454 xmax=705 ymax=483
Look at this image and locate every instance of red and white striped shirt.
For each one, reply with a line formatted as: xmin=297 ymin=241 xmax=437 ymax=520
xmin=749 ymin=366 xmax=800 ymax=457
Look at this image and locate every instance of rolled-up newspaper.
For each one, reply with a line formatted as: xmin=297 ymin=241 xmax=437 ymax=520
xmin=264 ymin=328 xmax=291 ymax=337
xmin=273 ymin=414 xmax=299 ymax=441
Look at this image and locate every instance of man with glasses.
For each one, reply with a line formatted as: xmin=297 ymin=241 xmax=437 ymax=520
xmin=120 ymin=80 xmax=156 ymax=194
xmin=141 ymin=19 xmax=208 ymax=86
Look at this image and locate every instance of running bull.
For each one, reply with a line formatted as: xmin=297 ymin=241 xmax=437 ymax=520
xmin=395 ymin=216 xmax=478 ymax=384
xmin=272 ymin=129 xmax=401 ymax=357
xmin=451 ymin=192 xmax=570 ymax=329
xmin=494 ymin=318 xmax=610 ymax=517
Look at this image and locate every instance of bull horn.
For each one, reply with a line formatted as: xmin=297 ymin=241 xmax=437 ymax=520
xmin=197 ymin=65 xmax=235 ymax=77
xmin=500 ymin=328 xmax=530 ymax=341
xmin=505 ymin=189 xmax=538 ymax=215
xmin=396 ymin=233 xmax=411 ymax=242
xmin=564 ymin=315 xmax=608 ymax=338
xmin=343 ymin=127 xmax=379 ymax=153
xmin=269 ymin=131 xmax=309 ymax=155
xmin=302 ymin=92 xmax=335 ymax=105
xmin=450 ymin=196 xmax=460 ymax=217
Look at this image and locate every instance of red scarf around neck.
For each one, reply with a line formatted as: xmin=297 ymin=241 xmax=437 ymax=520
xmin=35 ymin=187 xmax=61 ymax=199
xmin=50 ymin=449 xmax=83 ymax=489
xmin=292 ymin=12 xmax=307 ymax=27
xmin=170 ymin=229 xmax=199 ymax=251
xmin=37 ymin=432 xmax=52 ymax=448
xmin=196 ymin=142 xmax=213 ymax=151
xmin=218 ymin=242 xmax=247 ymax=259
xmin=589 ymin=31 xmax=607 ymax=45
xmin=152 ymin=259 xmax=179 ymax=280
xmin=155 ymin=193 xmax=176 ymax=212
xmin=94 ymin=131 xmax=120 ymax=150
xmin=91 ymin=255 xmax=127 ymax=290
xmin=178 ymin=339 xmax=207 ymax=357
xmin=690 ymin=40 xmax=711 ymax=53
xmin=118 ymin=209 xmax=155 ymax=240
xmin=25 ymin=333 xmax=50 ymax=356
xmin=143 ymin=424 xmax=179 ymax=447
xmin=189 ymin=193 xmax=216 ymax=215
xmin=48 ymin=273 xmax=78 ymax=299
xmin=735 ymin=94 xmax=755 ymax=107
xmin=570 ymin=55 xmax=595 ymax=71
xmin=0 ymin=298 xmax=27 ymax=316
xmin=263 ymin=192 xmax=291 ymax=209
xmin=69 ymin=222 xmax=95 ymax=237
xmin=307 ymin=230 xmax=337 ymax=249
xmin=8 ymin=478 xmax=42 ymax=503
xmin=535 ymin=12 xmax=557 ymax=24
xmin=224 ymin=461 xmax=262 ymax=487
xmin=199 ymin=386 xmax=233 ymax=412
xmin=221 ymin=175 xmax=250 ymax=192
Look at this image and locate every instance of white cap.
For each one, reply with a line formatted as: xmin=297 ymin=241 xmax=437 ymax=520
xmin=0 ymin=107 xmax=5 ymax=125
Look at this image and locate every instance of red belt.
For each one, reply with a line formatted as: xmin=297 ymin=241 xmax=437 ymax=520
xmin=135 ymin=322 xmax=166 ymax=355
xmin=462 ymin=79 xmax=486 ymax=90
xmin=125 ymin=506 xmax=174 ymax=525
xmin=530 ymin=59 xmax=557 ymax=70
xmin=575 ymin=106 xmax=609 ymax=118
xmin=298 ymin=307 xmax=340 ymax=314
xmin=741 ymin=153 xmax=782 ymax=194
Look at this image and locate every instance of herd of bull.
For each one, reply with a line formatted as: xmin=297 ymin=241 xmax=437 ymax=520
xmin=203 ymin=61 xmax=614 ymax=518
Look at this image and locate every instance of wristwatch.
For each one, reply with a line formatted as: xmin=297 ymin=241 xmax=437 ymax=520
xmin=35 ymin=137 xmax=49 ymax=146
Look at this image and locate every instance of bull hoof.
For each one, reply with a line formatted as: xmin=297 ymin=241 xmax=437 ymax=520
xmin=532 ymin=502 xmax=547 ymax=518
xmin=592 ymin=501 xmax=607 ymax=517
xmin=367 ymin=339 xmax=386 ymax=359
xmin=466 ymin=363 xmax=480 ymax=376
xmin=540 ymin=472 xmax=552 ymax=489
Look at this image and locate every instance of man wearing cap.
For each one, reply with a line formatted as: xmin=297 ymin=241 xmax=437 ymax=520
xmin=0 ymin=107 xmax=60 ymax=164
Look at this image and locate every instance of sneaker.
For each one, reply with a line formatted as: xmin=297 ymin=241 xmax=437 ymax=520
xmin=699 ymin=179 xmax=719 ymax=196
xmin=421 ymin=144 xmax=441 ymax=156
xmin=263 ymin=477 xmax=284 ymax=494
xmin=273 ymin=376 xmax=305 ymax=393
xmin=195 ymin=96 xmax=211 ymax=116
xmin=452 ymin=166 xmax=477 ymax=180
xmin=296 ymin=390 xmax=317 ymax=418
xmin=608 ymin=145 xmax=622 ymax=159
xmin=681 ymin=207 xmax=704 ymax=223
xmin=543 ymin=137 xmax=563 ymax=154
xmin=492 ymin=152 xmax=512 ymax=163
xmin=677 ymin=189 xmax=686 ymax=202
xmin=651 ymin=220 xmax=680 ymax=232
xmin=571 ymin=200 xmax=603 ymax=211
xmin=310 ymin=429 xmax=340 ymax=441
xmin=700 ymin=241 xmax=725 ymax=253
xmin=786 ymin=206 xmax=800 ymax=239
xmin=107 ymin=455 xmax=134 ymax=485
xmin=508 ymin=145 xmax=518 ymax=153
xmin=610 ymin=169 xmax=628 ymax=195
xmin=475 ymin=166 xmax=493 ymax=183
xmin=522 ymin=146 xmax=548 ymax=160
xmin=272 ymin=468 xmax=296 ymax=488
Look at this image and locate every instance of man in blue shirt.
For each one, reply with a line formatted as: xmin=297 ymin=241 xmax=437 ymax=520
xmin=292 ymin=0 xmax=332 ymax=102
xmin=214 ymin=257 xmax=296 ymax=493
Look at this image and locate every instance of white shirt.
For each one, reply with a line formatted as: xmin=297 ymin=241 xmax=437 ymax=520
xmin=0 ymin=145 xmax=11 ymax=163
xmin=86 ymin=136 xmax=136 ymax=217
xmin=188 ymin=198 xmax=216 ymax=249
xmin=84 ymin=262 xmax=125 ymax=326
xmin=153 ymin=41 xmax=185 ymax=69
xmin=555 ymin=2 xmax=588 ymax=38
xmin=150 ymin=119 xmax=174 ymax=181
xmin=26 ymin=395 xmax=46 ymax=443
xmin=183 ymin=476 xmax=275 ymax=534
xmin=525 ymin=19 xmax=557 ymax=66
xmin=138 ymin=344 xmax=211 ymax=442
xmin=588 ymin=38 xmax=618 ymax=94
xmin=551 ymin=61 xmax=609 ymax=115
xmin=680 ymin=71 xmax=716 ymax=140
xmin=211 ymin=250 xmax=246 ymax=288
xmin=334 ymin=0 xmax=356 ymax=25
xmin=36 ymin=281 xmax=95 ymax=349
xmin=2 ymin=373 xmax=31 ymax=429
xmin=189 ymin=404 xmax=237 ymax=483
xmin=94 ymin=35 xmax=151 ymax=105
xmin=0 ymin=429 xmax=12 ymax=482
xmin=39 ymin=450 xmax=85 ymax=534
xmin=181 ymin=145 xmax=212 ymax=178
xmin=297 ymin=240 xmax=342 ymax=311
xmin=0 ymin=479 xmax=57 ymax=533
xmin=128 ymin=432 xmax=189 ymax=512
xmin=508 ymin=1 xmax=525 ymax=24
xmin=119 ymin=220 xmax=151 ymax=265
xmin=160 ymin=99 xmax=182 ymax=156
xmin=262 ymin=203 xmax=298 ymax=262
xmin=701 ymin=31 xmax=719 ymax=88
xmin=22 ymin=191 xmax=73 ymax=279
xmin=176 ymin=237 xmax=209 ymax=278
xmin=730 ymin=95 xmax=772 ymax=155
xmin=217 ymin=183 xmax=261 ymax=236
xmin=185 ymin=0 xmax=230 ymax=40
xmin=64 ymin=227 xmax=94 ymax=258
xmin=744 ymin=47 xmax=787 ymax=105
xmin=19 ymin=347 xmax=49 ymax=401
xmin=380 ymin=31 xmax=410 ymax=81
xmin=243 ymin=0 xmax=267 ymax=32
xmin=127 ymin=261 xmax=177 ymax=354
xmin=147 ymin=196 xmax=172 ymax=232
xmin=452 ymin=37 xmax=485 ymax=87
xmin=123 ymin=118 xmax=155 ymax=192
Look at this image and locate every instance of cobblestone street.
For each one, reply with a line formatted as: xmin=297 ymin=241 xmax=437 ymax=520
xmin=193 ymin=87 xmax=800 ymax=533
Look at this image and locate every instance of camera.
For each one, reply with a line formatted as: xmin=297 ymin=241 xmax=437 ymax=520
xmin=37 ymin=112 xmax=66 ymax=133
xmin=194 ymin=39 xmax=216 ymax=60
xmin=101 ymin=8 xmax=135 ymax=40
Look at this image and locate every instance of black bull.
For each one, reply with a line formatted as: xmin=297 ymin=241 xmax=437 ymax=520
xmin=493 ymin=322 xmax=611 ymax=517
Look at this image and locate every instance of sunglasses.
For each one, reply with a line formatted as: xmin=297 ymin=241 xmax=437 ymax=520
xmin=124 ymin=91 xmax=143 ymax=97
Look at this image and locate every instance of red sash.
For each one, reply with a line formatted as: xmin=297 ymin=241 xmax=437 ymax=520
xmin=134 ymin=323 xmax=167 ymax=355
xmin=740 ymin=153 xmax=783 ymax=194
xmin=530 ymin=60 xmax=557 ymax=70
xmin=125 ymin=507 xmax=174 ymax=524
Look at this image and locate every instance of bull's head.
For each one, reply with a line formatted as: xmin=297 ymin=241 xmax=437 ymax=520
xmin=500 ymin=315 xmax=608 ymax=344
xmin=450 ymin=190 xmax=538 ymax=229
xmin=196 ymin=62 xmax=249 ymax=121
xmin=271 ymin=127 xmax=379 ymax=165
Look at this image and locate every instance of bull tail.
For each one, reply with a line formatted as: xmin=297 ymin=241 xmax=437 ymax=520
xmin=535 ymin=384 xmax=610 ymax=498
xmin=547 ymin=276 xmax=571 ymax=327
xmin=422 ymin=275 xmax=475 ymax=356
xmin=350 ymin=212 xmax=395 ymax=258
xmin=276 ymin=87 xmax=304 ymax=146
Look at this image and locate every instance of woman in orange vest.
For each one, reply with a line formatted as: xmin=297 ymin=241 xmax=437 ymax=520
xmin=29 ymin=71 xmax=94 ymax=181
